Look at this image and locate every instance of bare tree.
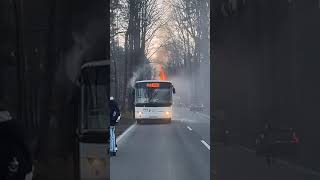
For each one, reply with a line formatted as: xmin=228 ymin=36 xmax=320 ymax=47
xmin=164 ymin=0 xmax=209 ymax=103
xmin=111 ymin=0 xmax=165 ymax=110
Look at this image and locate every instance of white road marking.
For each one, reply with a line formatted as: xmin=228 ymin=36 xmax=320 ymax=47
xmin=201 ymin=140 xmax=210 ymax=150
xmin=117 ymin=122 xmax=137 ymax=143
xmin=187 ymin=126 xmax=192 ymax=131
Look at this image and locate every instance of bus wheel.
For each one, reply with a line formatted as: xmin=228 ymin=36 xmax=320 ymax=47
xmin=137 ymin=120 xmax=142 ymax=124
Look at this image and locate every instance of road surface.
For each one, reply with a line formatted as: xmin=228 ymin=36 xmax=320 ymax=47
xmin=213 ymin=143 xmax=320 ymax=180
xmin=110 ymin=103 xmax=320 ymax=180
xmin=110 ymin=106 xmax=210 ymax=180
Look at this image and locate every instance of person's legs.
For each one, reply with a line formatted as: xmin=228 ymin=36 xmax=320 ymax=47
xmin=109 ymin=126 xmax=114 ymax=153
xmin=112 ymin=126 xmax=116 ymax=151
xmin=110 ymin=126 xmax=116 ymax=154
xmin=109 ymin=126 xmax=112 ymax=153
xmin=115 ymin=126 xmax=118 ymax=151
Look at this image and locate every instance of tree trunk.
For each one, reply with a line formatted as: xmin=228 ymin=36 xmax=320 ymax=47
xmin=122 ymin=31 xmax=129 ymax=109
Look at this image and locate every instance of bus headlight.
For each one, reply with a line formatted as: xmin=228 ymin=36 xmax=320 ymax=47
xmin=165 ymin=111 xmax=170 ymax=115
xmin=138 ymin=111 xmax=142 ymax=115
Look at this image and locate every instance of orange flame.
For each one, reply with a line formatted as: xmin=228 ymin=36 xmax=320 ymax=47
xmin=159 ymin=66 xmax=167 ymax=80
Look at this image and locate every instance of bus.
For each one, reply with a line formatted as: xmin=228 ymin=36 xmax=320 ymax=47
xmin=134 ymin=80 xmax=176 ymax=124
xmin=74 ymin=60 xmax=109 ymax=180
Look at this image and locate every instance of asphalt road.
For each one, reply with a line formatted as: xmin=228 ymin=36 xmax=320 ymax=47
xmin=110 ymin=106 xmax=210 ymax=180
xmin=212 ymin=143 xmax=320 ymax=180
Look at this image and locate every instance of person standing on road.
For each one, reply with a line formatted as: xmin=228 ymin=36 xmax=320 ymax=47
xmin=109 ymin=96 xmax=120 ymax=156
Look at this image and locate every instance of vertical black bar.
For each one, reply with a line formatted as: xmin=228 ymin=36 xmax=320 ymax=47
xmin=13 ymin=0 xmax=24 ymax=126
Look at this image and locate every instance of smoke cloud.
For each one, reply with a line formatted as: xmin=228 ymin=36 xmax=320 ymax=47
xmin=64 ymin=20 xmax=104 ymax=84
xmin=169 ymin=62 xmax=210 ymax=111
xmin=64 ymin=32 xmax=90 ymax=84
xmin=128 ymin=63 xmax=152 ymax=89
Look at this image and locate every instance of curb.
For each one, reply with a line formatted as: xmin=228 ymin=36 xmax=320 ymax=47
xmin=116 ymin=122 xmax=137 ymax=143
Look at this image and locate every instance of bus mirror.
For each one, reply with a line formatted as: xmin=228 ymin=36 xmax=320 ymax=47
xmin=173 ymin=87 xmax=176 ymax=94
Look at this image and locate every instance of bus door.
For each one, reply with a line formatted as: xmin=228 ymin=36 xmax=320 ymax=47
xmin=76 ymin=62 xmax=109 ymax=180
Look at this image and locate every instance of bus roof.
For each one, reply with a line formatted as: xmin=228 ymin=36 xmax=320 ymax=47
xmin=135 ymin=80 xmax=172 ymax=84
xmin=81 ymin=60 xmax=110 ymax=70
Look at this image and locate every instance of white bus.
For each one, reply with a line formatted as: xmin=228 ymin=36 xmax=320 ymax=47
xmin=134 ymin=80 xmax=176 ymax=124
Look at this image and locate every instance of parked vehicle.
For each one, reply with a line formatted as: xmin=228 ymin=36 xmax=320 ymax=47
xmin=255 ymin=127 xmax=299 ymax=159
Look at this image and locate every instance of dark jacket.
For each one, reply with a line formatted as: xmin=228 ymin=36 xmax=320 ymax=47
xmin=0 ymin=111 xmax=32 ymax=180
xmin=109 ymin=100 xmax=120 ymax=126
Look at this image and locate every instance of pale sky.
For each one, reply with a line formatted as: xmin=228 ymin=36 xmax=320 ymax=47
xmin=113 ymin=0 xmax=173 ymax=64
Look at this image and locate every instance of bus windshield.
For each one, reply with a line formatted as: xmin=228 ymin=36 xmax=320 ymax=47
xmin=81 ymin=65 xmax=109 ymax=130
xmin=135 ymin=82 xmax=172 ymax=107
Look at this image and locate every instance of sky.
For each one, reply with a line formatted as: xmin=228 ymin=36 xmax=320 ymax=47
xmin=113 ymin=0 xmax=210 ymax=104
xmin=113 ymin=0 xmax=173 ymax=64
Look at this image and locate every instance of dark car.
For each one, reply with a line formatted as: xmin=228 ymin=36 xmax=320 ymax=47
xmin=189 ymin=104 xmax=204 ymax=112
xmin=255 ymin=128 xmax=299 ymax=158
